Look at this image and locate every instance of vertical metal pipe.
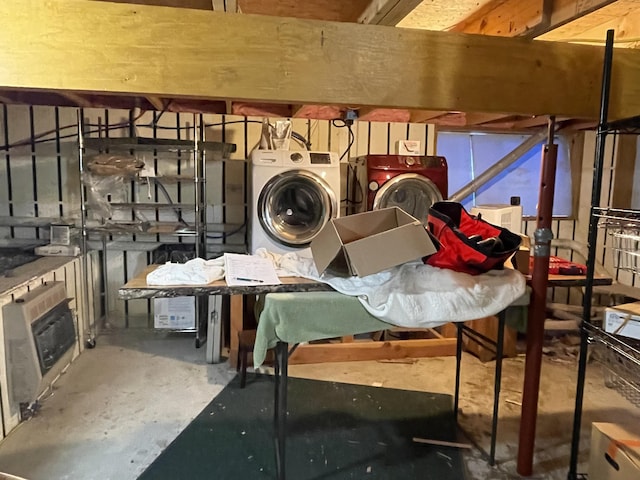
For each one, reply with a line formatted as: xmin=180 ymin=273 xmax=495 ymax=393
xmin=517 ymin=116 xmax=557 ymax=476
xmin=568 ymin=29 xmax=615 ymax=479
xmin=77 ymin=109 xmax=95 ymax=346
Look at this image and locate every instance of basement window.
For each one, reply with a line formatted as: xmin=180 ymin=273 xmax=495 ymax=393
xmin=436 ymin=131 xmax=572 ymax=217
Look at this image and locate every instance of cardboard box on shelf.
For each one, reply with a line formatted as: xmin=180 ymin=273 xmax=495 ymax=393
xmin=590 ymin=422 xmax=640 ymax=479
xmin=604 ymin=301 xmax=640 ymax=340
xmin=508 ymin=233 xmax=531 ymax=274
xmin=311 ymin=207 xmax=437 ymax=277
xmin=153 ymin=296 xmax=195 ymax=330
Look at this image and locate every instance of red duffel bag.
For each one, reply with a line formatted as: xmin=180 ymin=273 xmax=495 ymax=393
xmin=424 ymin=201 xmax=522 ymax=275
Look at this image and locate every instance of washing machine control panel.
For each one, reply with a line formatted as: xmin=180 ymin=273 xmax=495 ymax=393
xmin=252 ymin=150 xmax=337 ymax=167
xmin=309 ymin=152 xmax=332 ymax=165
xmin=290 ymin=152 xmax=304 ymax=163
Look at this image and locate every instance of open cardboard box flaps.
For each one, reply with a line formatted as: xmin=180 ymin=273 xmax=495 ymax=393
xmin=311 ymin=207 xmax=437 ymax=277
xmin=506 ymin=233 xmax=531 ymax=274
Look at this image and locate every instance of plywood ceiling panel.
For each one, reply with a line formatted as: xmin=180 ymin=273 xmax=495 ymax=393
xmin=540 ymin=0 xmax=640 ymax=44
xmin=398 ymin=0 xmax=495 ymax=30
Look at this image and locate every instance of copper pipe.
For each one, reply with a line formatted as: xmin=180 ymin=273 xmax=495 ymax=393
xmin=517 ymin=117 xmax=557 ymax=476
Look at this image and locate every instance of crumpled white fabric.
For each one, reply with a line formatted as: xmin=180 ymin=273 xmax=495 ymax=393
xmin=254 ymin=247 xmax=312 ymax=277
xmin=256 ymin=249 xmax=527 ymax=329
xmin=146 ymin=257 xmax=225 ymax=285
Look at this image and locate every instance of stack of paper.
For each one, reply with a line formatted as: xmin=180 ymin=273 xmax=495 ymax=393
xmin=224 ymin=253 xmax=282 ymax=286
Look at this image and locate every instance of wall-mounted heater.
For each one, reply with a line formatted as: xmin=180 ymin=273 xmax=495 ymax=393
xmin=3 ymin=282 xmax=76 ymax=418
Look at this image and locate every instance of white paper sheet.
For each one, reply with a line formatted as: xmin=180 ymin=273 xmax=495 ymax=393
xmin=224 ymin=253 xmax=282 ymax=286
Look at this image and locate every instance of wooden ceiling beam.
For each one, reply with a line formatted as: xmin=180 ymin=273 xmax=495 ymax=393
xmin=59 ymin=92 xmax=93 ymax=108
xmin=464 ymin=112 xmax=513 ymax=126
xmin=449 ymin=0 xmax=546 ymax=36
xmin=358 ymin=0 xmax=423 ymax=26
xmin=292 ymin=105 xmax=342 ymax=120
xmin=357 ymin=108 xmax=411 ymax=123
xmin=145 ymin=95 xmax=165 ymax=111
xmin=409 ymin=110 xmax=448 ymax=124
xmin=540 ymin=3 xmax=640 ymax=47
xmin=2 ymin=1 xmax=640 ymax=120
xmin=541 ymin=0 xmax=619 ymax=39
xmin=238 ymin=0 xmax=370 ymax=22
xmin=92 ymin=0 xmax=213 ymax=9
xmin=450 ymin=0 xmax=617 ymax=38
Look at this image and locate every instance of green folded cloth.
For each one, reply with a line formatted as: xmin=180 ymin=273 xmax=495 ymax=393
xmin=254 ymin=291 xmax=393 ymax=367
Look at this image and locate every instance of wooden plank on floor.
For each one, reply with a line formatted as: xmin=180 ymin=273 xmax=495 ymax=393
xmin=288 ymin=337 xmax=457 ymax=364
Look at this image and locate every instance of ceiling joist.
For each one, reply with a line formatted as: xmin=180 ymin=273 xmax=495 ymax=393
xmin=238 ymin=0 xmax=370 ymax=22
xmin=3 ymin=0 xmax=640 ymax=121
xmin=450 ymin=0 xmax=618 ymax=38
xmin=358 ymin=0 xmax=422 ymax=26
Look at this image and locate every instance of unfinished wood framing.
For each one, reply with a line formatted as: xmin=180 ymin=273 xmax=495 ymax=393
xmin=3 ymin=0 xmax=640 ymax=120
xmin=450 ymin=0 xmax=547 ymax=36
xmin=358 ymin=0 xmax=423 ymax=26
xmin=238 ymin=0 xmax=371 ymax=22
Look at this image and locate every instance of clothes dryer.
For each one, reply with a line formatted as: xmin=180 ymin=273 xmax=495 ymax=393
xmin=250 ymin=150 xmax=340 ymax=254
xmin=366 ymin=155 xmax=448 ymax=223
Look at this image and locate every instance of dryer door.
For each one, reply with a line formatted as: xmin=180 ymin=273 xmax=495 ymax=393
xmin=373 ymin=173 xmax=443 ymax=223
xmin=257 ymin=169 xmax=337 ymax=247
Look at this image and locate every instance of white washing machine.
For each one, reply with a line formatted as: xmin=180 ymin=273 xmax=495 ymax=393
xmin=250 ymin=149 xmax=340 ymax=254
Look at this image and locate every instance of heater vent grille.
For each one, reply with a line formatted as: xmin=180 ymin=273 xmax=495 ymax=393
xmin=3 ymin=282 xmax=75 ymax=414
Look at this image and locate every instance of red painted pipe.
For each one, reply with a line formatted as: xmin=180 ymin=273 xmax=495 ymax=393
xmin=517 ymin=140 xmax=558 ymax=476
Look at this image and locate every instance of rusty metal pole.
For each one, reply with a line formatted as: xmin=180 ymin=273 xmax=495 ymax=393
xmin=517 ymin=116 xmax=557 ymax=476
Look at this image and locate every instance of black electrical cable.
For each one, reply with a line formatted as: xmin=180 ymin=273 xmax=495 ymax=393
xmin=330 ymin=119 xmax=363 ymax=206
xmin=148 ymin=177 xmax=189 ymax=227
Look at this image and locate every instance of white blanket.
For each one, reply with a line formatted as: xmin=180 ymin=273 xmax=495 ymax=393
xmin=256 ymin=248 xmax=527 ymax=329
xmin=146 ymin=257 xmax=225 ymax=285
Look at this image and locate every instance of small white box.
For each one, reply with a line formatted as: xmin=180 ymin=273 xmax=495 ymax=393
xmin=604 ymin=302 xmax=640 ymax=340
xmin=154 ymin=297 xmax=195 ymax=330
xmin=471 ymin=204 xmax=523 ymax=234
xmin=395 ymin=140 xmax=421 ymax=156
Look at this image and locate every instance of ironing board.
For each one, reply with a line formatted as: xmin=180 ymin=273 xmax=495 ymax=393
xmin=257 ymin=290 xmax=526 ymax=480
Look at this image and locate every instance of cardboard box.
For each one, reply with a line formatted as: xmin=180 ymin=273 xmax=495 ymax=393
xmin=511 ymin=234 xmax=531 ymax=274
xmin=311 ymin=207 xmax=437 ymax=277
xmin=604 ymin=302 xmax=640 ymax=340
xmin=590 ymin=423 xmax=640 ymax=479
xmin=154 ymin=296 xmax=196 ymax=330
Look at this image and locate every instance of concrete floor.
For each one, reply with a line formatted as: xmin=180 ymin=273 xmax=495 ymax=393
xmin=0 ymin=329 xmax=638 ymax=480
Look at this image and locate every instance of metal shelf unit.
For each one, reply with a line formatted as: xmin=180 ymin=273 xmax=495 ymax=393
xmin=77 ymin=112 xmax=236 ymax=346
xmin=568 ymin=31 xmax=640 ymax=479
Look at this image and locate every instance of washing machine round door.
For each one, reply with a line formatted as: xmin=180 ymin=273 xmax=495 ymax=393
xmin=372 ymin=173 xmax=443 ymax=223
xmin=257 ymin=169 xmax=337 ymax=247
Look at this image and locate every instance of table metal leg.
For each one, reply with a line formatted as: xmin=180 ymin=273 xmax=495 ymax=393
xmin=489 ymin=310 xmax=506 ymax=466
xmin=274 ymin=342 xmax=288 ymax=480
xmin=454 ymin=323 xmax=464 ymax=422
xmin=455 ymin=312 xmax=507 ymax=466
